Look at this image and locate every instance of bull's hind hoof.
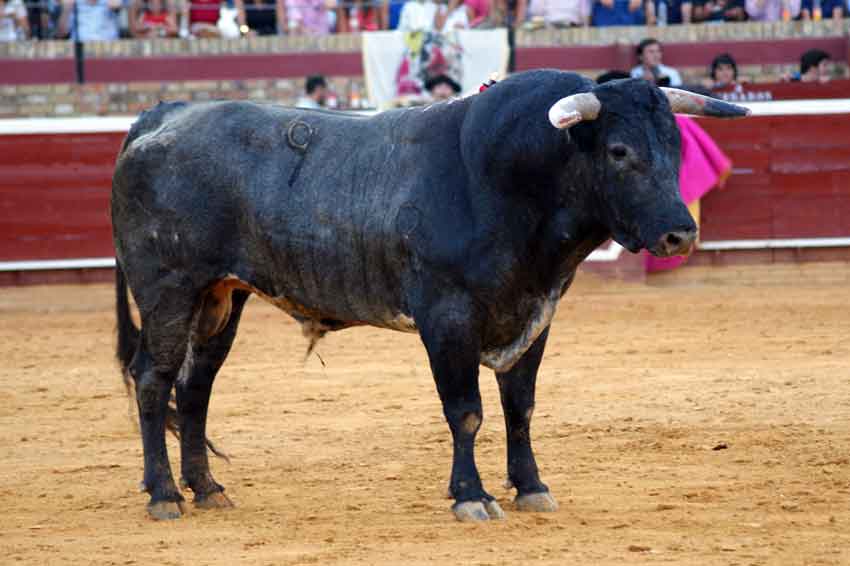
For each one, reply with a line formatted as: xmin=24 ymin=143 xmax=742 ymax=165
xmin=147 ymin=500 xmax=186 ymax=520
xmin=194 ymin=491 xmax=234 ymax=510
xmin=515 ymin=492 xmax=559 ymax=512
xmin=453 ymin=500 xmax=506 ymax=522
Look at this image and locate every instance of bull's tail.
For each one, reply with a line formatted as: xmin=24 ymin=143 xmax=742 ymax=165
xmin=115 ymin=263 xmax=229 ymax=462
xmin=115 ymin=262 xmax=139 ymax=386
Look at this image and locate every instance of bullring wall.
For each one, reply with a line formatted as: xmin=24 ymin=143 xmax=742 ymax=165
xmin=2 ymin=21 xmax=850 ymax=118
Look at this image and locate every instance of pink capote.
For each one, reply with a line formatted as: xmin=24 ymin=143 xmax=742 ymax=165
xmin=644 ymin=115 xmax=732 ymax=272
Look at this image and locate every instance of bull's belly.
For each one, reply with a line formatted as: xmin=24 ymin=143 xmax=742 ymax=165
xmin=219 ymin=274 xmax=416 ymax=336
xmin=213 ymin=279 xmax=560 ymax=375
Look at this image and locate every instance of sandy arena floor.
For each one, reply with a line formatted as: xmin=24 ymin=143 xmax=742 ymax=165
xmin=1 ymin=263 xmax=849 ymax=565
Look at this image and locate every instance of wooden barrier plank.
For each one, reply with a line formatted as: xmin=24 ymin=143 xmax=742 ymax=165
xmin=0 ymin=167 xmax=113 ymax=190
xmin=770 ymin=147 xmax=850 ymax=174
xmin=720 ymin=148 xmax=771 ymax=176
xmin=86 ymin=53 xmax=364 ymax=83
xmin=712 ymin=80 xmax=850 ymax=101
xmin=695 ymin=118 xmax=770 ymax=148
xmin=699 ymin=192 xmax=774 ymax=240
xmin=769 ymin=117 xmax=850 ymax=149
xmin=768 ymin=171 xmax=845 ymax=195
xmin=772 ymin=194 xmax=847 ymax=238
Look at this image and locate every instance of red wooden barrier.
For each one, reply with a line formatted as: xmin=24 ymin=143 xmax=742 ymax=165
xmin=697 ymin=113 xmax=850 ymax=242
xmin=0 ymin=132 xmax=123 ymax=263
xmin=713 ymin=80 xmax=850 ymax=101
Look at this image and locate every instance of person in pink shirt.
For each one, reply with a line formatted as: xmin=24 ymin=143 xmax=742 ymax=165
xmin=285 ymin=0 xmax=330 ymax=34
xmin=745 ymin=0 xmax=799 ymax=20
xmin=464 ymin=0 xmax=491 ymax=25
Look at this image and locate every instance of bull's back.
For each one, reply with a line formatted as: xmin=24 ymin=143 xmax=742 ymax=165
xmin=113 ymin=100 xmax=435 ymax=328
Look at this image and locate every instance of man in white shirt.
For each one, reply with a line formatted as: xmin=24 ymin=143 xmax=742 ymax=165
xmin=0 ymin=0 xmax=29 ymax=40
xmin=630 ymin=38 xmax=683 ymax=87
xmin=57 ymin=0 xmax=121 ymax=41
xmin=397 ymin=0 xmax=439 ymax=30
xmin=296 ymin=75 xmax=327 ymax=109
xmin=397 ymin=0 xmax=469 ymax=31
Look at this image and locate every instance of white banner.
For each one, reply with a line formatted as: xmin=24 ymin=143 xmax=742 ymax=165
xmin=362 ymin=29 xmax=510 ymax=109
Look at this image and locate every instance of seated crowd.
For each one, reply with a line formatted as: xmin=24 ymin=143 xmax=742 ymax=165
xmin=1 ymin=0 xmax=848 ymax=41
xmin=604 ymin=38 xmax=836 ymax=93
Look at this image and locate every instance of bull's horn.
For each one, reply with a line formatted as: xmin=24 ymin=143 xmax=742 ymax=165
xmin=661 ymin=88 xmax=750 ymax=118
xmin=548 ymin=92 xmax=602 ymax=129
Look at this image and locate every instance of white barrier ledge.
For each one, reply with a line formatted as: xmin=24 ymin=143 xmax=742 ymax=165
xmin=699 ymin=237 xmax=850 ymax=251
xmin=0 ymin=257 xmax=117 ymax=271
xmin=0 ymin=116 xmax=137 ymax=135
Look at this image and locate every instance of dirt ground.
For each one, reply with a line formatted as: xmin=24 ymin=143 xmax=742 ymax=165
xmin=1 ymin=263 xmax=849 ymax=565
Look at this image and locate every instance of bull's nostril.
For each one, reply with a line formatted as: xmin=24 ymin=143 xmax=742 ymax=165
xmin=665 ymin=233 xmax=682 ymax=247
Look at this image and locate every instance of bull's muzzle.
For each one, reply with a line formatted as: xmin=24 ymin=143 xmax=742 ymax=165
xmin=651 ymin=228 xmax=698 ymax=257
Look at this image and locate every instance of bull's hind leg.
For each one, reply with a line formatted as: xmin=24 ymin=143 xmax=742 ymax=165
xmin=130 ymin=281 xmax=198 ymax=520
xmin=177 ymin=289 xmax=250 ymax=509
xmin=417 ymin=297 xmax=504 ymax=522
xmin=496 ymin=327 xmax=558 ymax=512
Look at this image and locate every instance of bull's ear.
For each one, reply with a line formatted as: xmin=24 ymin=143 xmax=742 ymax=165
xmin=660 ymin=88 xmax=750 ymax=118
xmin=548 ymin=93 xmax=602 ymax=129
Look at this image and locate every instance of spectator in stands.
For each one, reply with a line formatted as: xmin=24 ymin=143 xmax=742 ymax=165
xmin=238 ymin=0 xmax=285 ymax=35
xmin=630 ymin=38 xmax=683 ymax=86
xmin=25 ymin=0 xmax=49 ymax=39
xmin=745 ymin=0 xmax=799 ymax=20
xmin=434 ymin=0 xmax=478 ymax=28
xmin=287 ymin=0 xmax=331 ymax=34
xmin=383 ymin=0 xmax=404 ymax=28
xmin=337 ymin=0 xmax=383 ymax=32
xmin=799 ymin=0 xmax=843 ymax=19
xmin=397 ymin=0 xmax=438 ymax=29
xmin=707 ymin=52 xmax=738 ymax=88
xmin=464 ymin=0 xmax=490 ymax=25
xmin=592 ymin=0 xmax=646 ymax=26
xmin=182 ymin=0 xmax=224 ymax=37
xmin=488 ymin=0 xmax=527 ymax=28
xmin=692 ymin=0 xmax=747 ymax=20
xmin=425 ymin=73 xmax=461 ymax=100
xmin=645 ymin=0 xmax=692 ymax=25
xmin=58 ymin=0 xmax=121 ymax=40
xmin=793 ymin=48 xmax=833 ymax=83
xmin=131 ymin=0 xmax=178 ymax=37
xmin=526 ymin=0 xmax=590 ymax=27
xmin=296 ymin=74 xmax=328 ymax=108
xmin=0 ymin=0 xmax=29 ymax=39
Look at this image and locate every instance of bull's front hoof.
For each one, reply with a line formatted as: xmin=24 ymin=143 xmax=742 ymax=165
xmin=453 ymin=500 xmax=506 ymax=522
xmin=484 ymin=499 xmax=506 ymax=519
xmin=147 ymin=500 xmax=186 ymax=520
xmin=515 ymin=491 xmax=559 ymax=512
xmin=194 ymin=491 xmax=234 ymax=510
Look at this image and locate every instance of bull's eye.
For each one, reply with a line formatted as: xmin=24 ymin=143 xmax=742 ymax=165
xmin=609 ymin=144 xmax=629 ymax=161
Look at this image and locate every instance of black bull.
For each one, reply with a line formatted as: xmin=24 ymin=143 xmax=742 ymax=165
xmin=111 ymin=70 xmax=747 ymax=521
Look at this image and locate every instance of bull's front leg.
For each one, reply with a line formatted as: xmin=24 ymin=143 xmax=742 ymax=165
xmin=417 ymin=297 xmax=505 ymax=522
xmin=496 ymin=327 xmax=559 ymax=512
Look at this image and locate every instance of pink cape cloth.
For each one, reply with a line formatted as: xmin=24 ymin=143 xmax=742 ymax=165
xmin=644 ymin=115 xmax=732 ymax=273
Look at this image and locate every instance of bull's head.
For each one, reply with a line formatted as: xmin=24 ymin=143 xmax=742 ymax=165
xmin=548 ymin=80 xmax=748 ymax=257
